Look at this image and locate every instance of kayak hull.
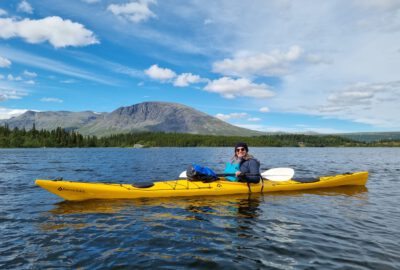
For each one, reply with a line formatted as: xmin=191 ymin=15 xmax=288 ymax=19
xmin=35 ymin=171 xmax=368 ymax=201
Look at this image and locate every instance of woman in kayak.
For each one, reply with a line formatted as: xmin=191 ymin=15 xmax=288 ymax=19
xmin=224 ymin=142 xmax=260 ymax=183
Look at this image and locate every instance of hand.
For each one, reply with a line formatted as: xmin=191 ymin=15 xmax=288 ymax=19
xmin=235 ymin=171 xmax=242 ymax=177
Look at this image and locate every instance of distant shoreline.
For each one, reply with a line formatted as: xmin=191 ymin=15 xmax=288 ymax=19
xmin=1 ymin=126 xmax=400 ymax=148
xmin=1 ymin=145 xmax=400 ymax=149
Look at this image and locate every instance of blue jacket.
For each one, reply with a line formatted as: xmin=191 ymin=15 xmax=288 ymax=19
xmin=238 ymin=158 xmax=261 ymax=183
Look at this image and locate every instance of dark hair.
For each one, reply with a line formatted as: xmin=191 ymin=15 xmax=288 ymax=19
xmin=234 ymin=142 xmax=248 ymax=152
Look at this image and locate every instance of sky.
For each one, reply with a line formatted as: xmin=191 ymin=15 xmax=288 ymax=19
xmin=0 ymin=0 xmax=400 ymax=133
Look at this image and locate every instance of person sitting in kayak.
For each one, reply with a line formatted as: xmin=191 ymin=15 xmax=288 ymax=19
xmin=224 ymin=142 xmax=260 ymax=183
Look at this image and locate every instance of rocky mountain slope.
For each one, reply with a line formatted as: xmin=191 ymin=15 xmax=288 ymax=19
xmin=1 ymin=102 xmax=262 ymax=137
xmin=0 ymin=110 xmax=103 ymax=131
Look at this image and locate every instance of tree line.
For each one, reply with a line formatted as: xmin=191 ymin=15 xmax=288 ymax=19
xmin=0 ymin=124 xmax=396 ymax=148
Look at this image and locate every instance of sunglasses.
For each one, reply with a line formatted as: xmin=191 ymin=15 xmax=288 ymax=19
xmin=235 ymin=147 xmax=246 ymax=152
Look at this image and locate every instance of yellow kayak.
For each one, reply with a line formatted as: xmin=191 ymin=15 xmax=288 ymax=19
xmin=35 ymin=171 xmax=368 ymax=201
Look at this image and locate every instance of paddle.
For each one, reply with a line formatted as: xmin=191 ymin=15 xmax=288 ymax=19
xmin=261 ymin=167 xmax=295 ymax=181
xmin=179 ymin=167 xmax=294 ymax=181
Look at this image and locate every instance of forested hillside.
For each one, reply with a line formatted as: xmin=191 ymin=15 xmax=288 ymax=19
xmin=1 ymin=125 xmax=389 ymax=148
xmin=337 ymin=132 xmax=400 ymax=142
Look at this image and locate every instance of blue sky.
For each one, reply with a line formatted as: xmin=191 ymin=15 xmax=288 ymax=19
xmin=1 ymin=0 xmax=400 ymax=133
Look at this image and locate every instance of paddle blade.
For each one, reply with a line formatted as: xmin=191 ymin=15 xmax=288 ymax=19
xmin=179 ymin=171 xmax=187 ymax=178
xmin=261 ymin=167 xmax=294 ymax=181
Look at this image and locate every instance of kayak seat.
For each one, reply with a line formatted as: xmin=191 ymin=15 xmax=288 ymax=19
xmin=132 ymin=182 xmax=154 ymax=188
xmin=292 ymin=177 xmax=320 ymax=183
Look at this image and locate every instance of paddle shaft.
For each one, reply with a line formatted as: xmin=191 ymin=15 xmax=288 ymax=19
xmin=215 ymin=173 xmax=260 ymax=177
xmin=179 ymin=167 xmax=294 ymax=181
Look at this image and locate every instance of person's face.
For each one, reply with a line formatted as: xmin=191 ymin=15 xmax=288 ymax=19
xmin=235 ymin=147 xmax=247 ymax=158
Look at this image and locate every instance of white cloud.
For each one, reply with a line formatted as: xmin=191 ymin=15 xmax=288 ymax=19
xmin=145 ymin=64 xmax=176 ymax=81
xmin=204 ymin=77 xmax=275 ymax=99
xmin=113 ymin=65 xmax=144 ymax=78
xmin=322 ymin=82 xmax=386 ymax=110
xmin=40 ymin=97 xmax=63 ymax=103
xmin=107 ymin=0 xmax=157 ymax=23
xmin=0 ymin=87 xmax=27 ymax=101
xmin=0 ymin=74 xmax=4 ymax=80
xmin=353 ymin=0 xmax=400 ymax=10
xmin=235 ymin=123 xmax=347 ymax=134
xmin=184 ymin=1 xmax=400 ymax=129
xmin=204 ymin=19 xmax=213 ymax=25
xmin=247 ymin=117 xmax=261 ymax=122
xmin=173 ymin=73 xmax=202 ymax=87
xmin=172 ymin=1 xmax=400 ymax=129
xmin=24 ymin=80 xmax=35 ymax=85
xmin=327 ymin=90 xmax=374 ymax=105
xmin=298 ymin=81 xmax=400 ymax=128
xmin=1 ymin=46 xmax=117 ymax=85
xmin=0 ymin=9 xmax=7 ymax=16
xmin=259 ymin=106 xmax=270 ymax=113
xmin=0 ymin=56 xmax=11 ymax=68
xmin=82 ymin=0 xmax=100 ymax=3
xmin=0 ymin=16 xmax=99 ymax=48
xmin=0 ymin=107 xmax=28 ymax=119
xmin=215 ymin=112 xmax=248 ymax=121
xmin=17 ymin=1 xmax=33 ymax=14
xmin=65 ymin=50 xmax=146 ymax=79
xmin=216 ymin=114 xmax=261 ymax=122
xmin=7 ymin=74 xmax=22 ymax=81
xmin=143 ymin=65 xmax=203 ymax=86
xmin=23 ymin=70 xmax=37 ymax=77
xmin=213 ymin=46 xmax=308 ymax=77
xmin=60 ymin=79 xmax=77 ymax=84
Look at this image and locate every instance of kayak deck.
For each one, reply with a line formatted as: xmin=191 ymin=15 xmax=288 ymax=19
xmin=35 ymin=171 xmax=368 ymax=201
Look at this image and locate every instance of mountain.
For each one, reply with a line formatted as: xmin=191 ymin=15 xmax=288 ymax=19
xmin=0 ymin=102 xmax=263 ymax=137
xmin=78 ymin=102 xmax=262 ymax=136
xmin=0 ymin=110 xmax=103 ymax=131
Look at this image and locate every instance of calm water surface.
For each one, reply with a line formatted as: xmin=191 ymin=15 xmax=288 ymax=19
xmin=0 ymin=147 xmax=399 ymax=269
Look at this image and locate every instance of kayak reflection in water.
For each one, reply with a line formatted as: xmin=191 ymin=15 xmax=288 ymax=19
xmin=237 ymin=194 xmax=262 ymax=219
xmin=224 ymin=142 xmax=261 ymax=183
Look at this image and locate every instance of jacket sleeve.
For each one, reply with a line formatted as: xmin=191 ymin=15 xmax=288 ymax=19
xmin=240 ymin=159 xmax=261 ymax=183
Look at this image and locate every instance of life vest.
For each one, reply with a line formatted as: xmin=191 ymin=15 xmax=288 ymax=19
xmin=224 ymin=162 xmax=240 ymax=181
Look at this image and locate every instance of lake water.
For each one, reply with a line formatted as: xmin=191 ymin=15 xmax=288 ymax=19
xmin=1 ymin=147 xmax=399 ymax=269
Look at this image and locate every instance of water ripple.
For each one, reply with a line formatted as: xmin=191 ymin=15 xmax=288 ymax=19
xmin=1 ymin=148 xmax=400 ymax=269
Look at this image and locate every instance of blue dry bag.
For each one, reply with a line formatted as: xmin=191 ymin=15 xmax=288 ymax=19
xmin=186 ymin=164 xmax=218 ymax=182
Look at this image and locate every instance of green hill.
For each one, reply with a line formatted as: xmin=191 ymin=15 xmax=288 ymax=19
xmin=336 ymin=132 xmax=400 ymax=142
